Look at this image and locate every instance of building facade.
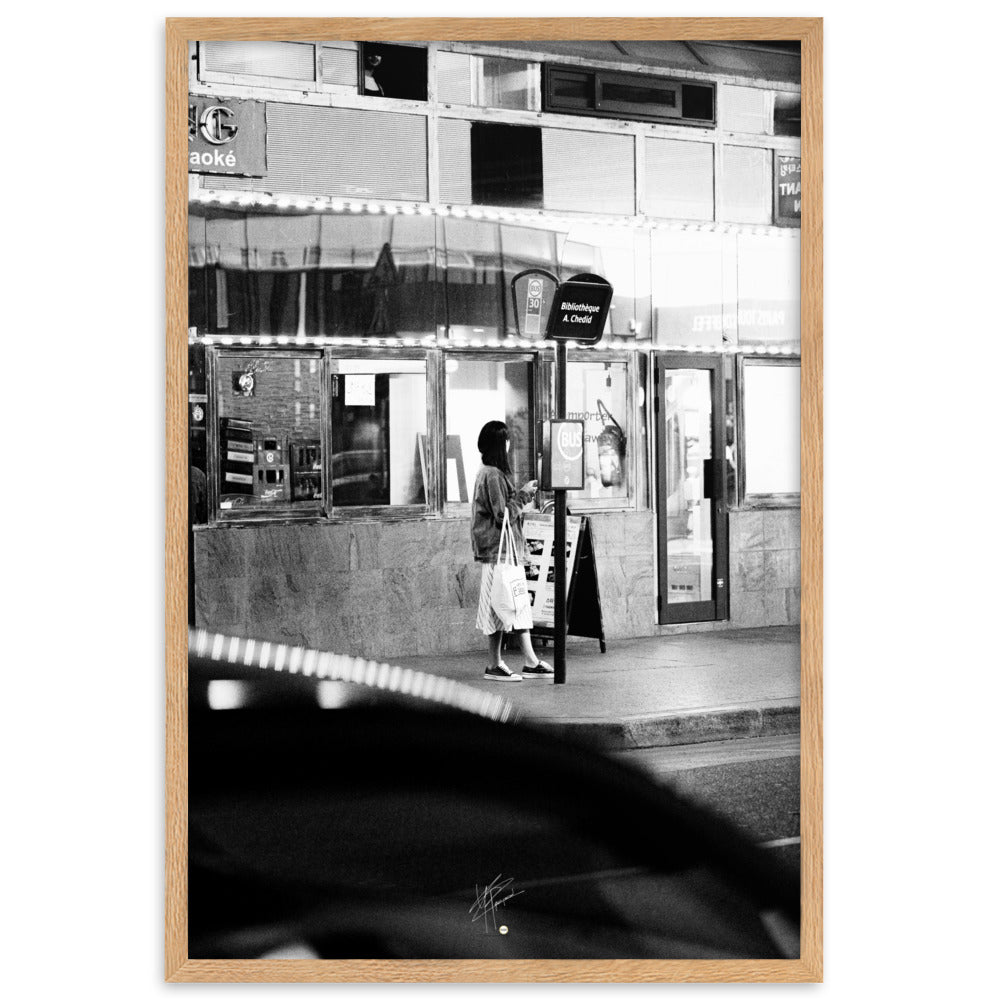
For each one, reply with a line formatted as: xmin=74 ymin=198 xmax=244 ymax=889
xmin=187 ymin=39 xmax=802 ymax=658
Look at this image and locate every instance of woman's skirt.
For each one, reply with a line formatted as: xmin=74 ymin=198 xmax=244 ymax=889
xmin=476 ymin=563 xmax=533 ymax=635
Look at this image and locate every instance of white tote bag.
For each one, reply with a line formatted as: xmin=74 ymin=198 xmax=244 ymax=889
xmin=490 ymin=509 xmax=532 ymax=630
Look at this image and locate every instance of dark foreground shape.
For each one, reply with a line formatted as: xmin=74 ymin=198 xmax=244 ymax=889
xmin=188 ymin=657 xmax=799 ymax=960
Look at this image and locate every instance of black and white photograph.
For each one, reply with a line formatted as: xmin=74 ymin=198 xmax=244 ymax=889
xmin=180 ymin=24 xmax=812 ymax=975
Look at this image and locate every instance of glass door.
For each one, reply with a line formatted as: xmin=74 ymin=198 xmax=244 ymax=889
xmin=655 ymin=355 xmax=728 ymax=624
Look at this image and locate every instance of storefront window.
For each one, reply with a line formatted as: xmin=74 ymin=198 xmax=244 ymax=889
xmin=193 ymin=208 xmax=438 ymax=339
xmin=557 ymin=224 xmax=650 ymax=339
xmin=741 ymin=359 xmax=800 ymax=502
xmin=329 ymin=359 xmax=427 ymax=508
xmin=562 ymin=361 xmax=631 ymax=504
xmin=216 ymin=352 xmax=324 ymax=512
xmin=445 ymin=357 xmax=533 ymax=504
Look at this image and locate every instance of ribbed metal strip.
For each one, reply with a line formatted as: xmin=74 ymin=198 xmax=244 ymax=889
xmin=542 ymin=129 xmax=634 ymax=215
xmin=644 ymin=138 xmax=714 ymax=222
xmin=321 ymin=45 xmax=358 ymax=87
xmin=438 ymin=118 xmax=473 ymax=205
xmin=202 ymin=40 xmax=315 ymax=81
xmin=437 ymin=51 xmax=472 ymax=105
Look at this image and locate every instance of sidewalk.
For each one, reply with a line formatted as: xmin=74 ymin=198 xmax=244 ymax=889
xmin=391 ymin=626 xmax=801 ymax=751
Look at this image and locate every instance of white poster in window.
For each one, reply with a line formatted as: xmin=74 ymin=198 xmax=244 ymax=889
xmin=744 ymin=364 xmax=800 ymax=495
xmin=345 ymin=374 xmax=375 ymax=406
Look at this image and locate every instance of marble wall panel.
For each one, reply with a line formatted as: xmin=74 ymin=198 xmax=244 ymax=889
xmin=733 ymin=549 xmax=766 ymax=592
xmin=764 ymin=548 xmax=800 ymax=589
xmin=786 ymin=588 xmax=802 ymax=625
xmin=194 ymin=528 xmax=248 ymax=580
xmin=762 ymin=587 xmax=791 ymax=626
xmin=730 ymin=510 xmax=765 ymax=551
xmin=729 ymin=589 xmax=768 ymax=628
xmin=764 ymin=508 xmax=801 ymax=550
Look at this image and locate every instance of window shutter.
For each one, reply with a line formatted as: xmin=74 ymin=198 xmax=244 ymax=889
xmin=719 ymin=146 xmax=771 ymax=224
xmin=644 ymin=138 xmax=714 ymax=221
xmin=542 ymin=129 xmax=634 ymax=215
xmin=438 ymin=118 xmax=472 ymax=205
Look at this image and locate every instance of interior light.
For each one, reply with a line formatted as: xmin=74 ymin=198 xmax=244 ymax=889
xmin=348 ymin=203 xmax=363 ymax=213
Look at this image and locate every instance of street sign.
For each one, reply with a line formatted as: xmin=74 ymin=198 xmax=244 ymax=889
xmin=545 ymin=273 xmax=614 ymax=344
xmin=510 ymin=268 xmax=559 ymax=340
xmin=541 ymin=420 xmax=585 ymax=490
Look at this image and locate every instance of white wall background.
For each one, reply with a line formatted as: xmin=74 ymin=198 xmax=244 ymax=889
xmin=5 ymin=3 xmax=998 ymax=995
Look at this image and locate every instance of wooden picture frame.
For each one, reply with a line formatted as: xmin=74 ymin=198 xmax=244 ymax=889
xmin=167 ymin=17 xmax=822 ymax=982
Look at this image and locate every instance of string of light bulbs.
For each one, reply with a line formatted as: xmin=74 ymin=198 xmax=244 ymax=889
xmin=188 ymin=331 xmax=800 ymax=358
xmin=190 ymin=189 xmax=800 ymax=239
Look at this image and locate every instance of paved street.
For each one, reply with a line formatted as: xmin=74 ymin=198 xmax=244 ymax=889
xmin=615 ymin=735 xmax=801 ymax=869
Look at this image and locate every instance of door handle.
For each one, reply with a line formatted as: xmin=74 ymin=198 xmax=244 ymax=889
xmin=703 ymin=458 xmax=715 ymax=500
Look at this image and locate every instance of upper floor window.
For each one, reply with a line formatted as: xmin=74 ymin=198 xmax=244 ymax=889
xmin=773 ymin=92 xmax=801 ymax=137
xmin=359 ymin=42 xmax=427 ymax=101
xmin=196 ymin=40 xmax=428 ymax=101
xmin=436 ymin=51 xmax=536 ymax=110
xmin=544 ymin=65 xmax=715 ymax=127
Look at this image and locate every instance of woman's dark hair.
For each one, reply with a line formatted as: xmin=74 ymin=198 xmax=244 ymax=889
xmin=477 ymin=420 xmax=512 ymax=476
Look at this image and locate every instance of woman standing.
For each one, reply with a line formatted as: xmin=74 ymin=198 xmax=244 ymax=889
xmin=471 ymin=421 xmax=554 ymax=682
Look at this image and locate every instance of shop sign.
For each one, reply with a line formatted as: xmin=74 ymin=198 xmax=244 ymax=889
xmin=188 ymin=96 xmax=266 ymax=177
xmin=545 ymin=273 xmax=613 ymax=344
xmin=774 ymin=155 xmax=801 ymax=227
xmin=654 ymin=301 xmax=799 ymax=344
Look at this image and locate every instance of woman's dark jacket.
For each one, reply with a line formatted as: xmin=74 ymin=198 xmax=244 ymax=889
xmin=470 ymin=465 xmax=531 ymax=564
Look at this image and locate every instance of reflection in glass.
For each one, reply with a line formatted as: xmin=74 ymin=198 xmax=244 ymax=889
xmin=192 ymin=208 xmax=437 ymax=339
xmin=216 ymin=354 xmax=324 ymax=511
xmin=446 ymin=358 xmax=532 ymax=503
xmin=189 ymin=208 xmax=656 ymax=343
xmin=663 ymin=371 xmax=713 ymax=603
xmin=330 ymin=360 xmax=427 ymax=507
xmin=562 ymin=362 xmax=630 ymax=502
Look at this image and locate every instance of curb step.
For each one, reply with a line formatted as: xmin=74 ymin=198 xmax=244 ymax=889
xmin=530 ymin=704 xmax=800 ymax=751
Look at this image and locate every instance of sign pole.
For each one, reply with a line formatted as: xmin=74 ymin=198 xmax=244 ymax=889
xmin=534 ymin=269 xmax=612 ymax=686
xmin=554 ymin=340 xmax=567 ymax=685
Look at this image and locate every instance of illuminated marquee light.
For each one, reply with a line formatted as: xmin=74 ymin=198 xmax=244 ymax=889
xmin=191 ymin=189 xmax=800 ymax=238
xmin=187 ymin=330 xmax=800 ymax=358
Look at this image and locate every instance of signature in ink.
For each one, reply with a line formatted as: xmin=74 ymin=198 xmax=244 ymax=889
xmin=469 ymin=874 xmax=524 ymax=933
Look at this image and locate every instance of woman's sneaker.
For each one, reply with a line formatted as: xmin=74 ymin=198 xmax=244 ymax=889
xmin=484 ymin=663 xmax=522 ymax=682
xmin=521 ymin=660 xmax=554 ymax=679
